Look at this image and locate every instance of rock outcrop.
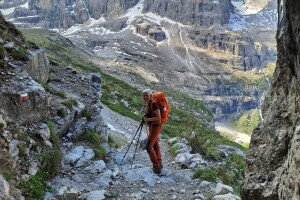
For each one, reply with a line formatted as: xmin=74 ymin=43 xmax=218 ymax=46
xmin=4 ymin=0 xmax=139 ymax=28
xmin=241 ymin=0 xmax=300 ymax=199
xmin=190 ymin=31 xmax=275 ymax=70
xmin=143 ymin=0 xmax=233 ymax=26
xmin=0 ymin=12 xmax=49 ymax=125
xmin=135 ymin=19 xmax=166 ymax=42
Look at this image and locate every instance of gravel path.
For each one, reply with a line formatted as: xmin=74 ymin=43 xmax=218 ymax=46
xmin=100 ymin=105 xmax=213 ymax=200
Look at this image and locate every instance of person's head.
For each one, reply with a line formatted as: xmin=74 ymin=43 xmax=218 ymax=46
xmin=142 ymin=88 xmax=152 ymax=102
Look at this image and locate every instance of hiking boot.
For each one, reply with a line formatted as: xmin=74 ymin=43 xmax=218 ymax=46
xmin=153 ymin=168 xmax=161 ymax=175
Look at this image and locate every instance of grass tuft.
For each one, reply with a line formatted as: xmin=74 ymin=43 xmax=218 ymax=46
xmin=77 ymin=129 xmax=107 ymax=159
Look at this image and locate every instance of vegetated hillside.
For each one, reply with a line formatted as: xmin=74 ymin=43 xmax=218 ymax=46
xmin=22 ymin=29 xmax=248 ymax=193
xmin=229 ymin=109 xmax=262 ymax=135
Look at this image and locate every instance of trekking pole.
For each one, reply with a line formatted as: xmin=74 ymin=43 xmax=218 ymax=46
xmin=131 ymin=122 xmax=144 ymax=169
xmin=119 ymin=120 xmax=144 ymax=166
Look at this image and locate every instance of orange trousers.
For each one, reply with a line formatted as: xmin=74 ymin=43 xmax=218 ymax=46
xmin=146 ymin=124 xmax=162 ymax=170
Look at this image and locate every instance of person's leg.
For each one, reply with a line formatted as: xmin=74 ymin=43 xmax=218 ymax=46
xmin=153 ymin=138 xmax=162 ymax=168
xmin=146 ymin=124 xmax=162 ymax=171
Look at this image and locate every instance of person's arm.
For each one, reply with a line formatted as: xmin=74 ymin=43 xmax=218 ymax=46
xmin=143 ymin=102 xmax=161 ymax=123
xmin=144 ymin=109 xmax=161 ymax=123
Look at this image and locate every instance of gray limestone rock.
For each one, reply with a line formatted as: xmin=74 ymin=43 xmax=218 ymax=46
xmin=4 ymin=42 xmax=14 ymax=49
xmin=0 ymin=73 xmax=48 ymax=125
xmin=28 ymin=161 xmax=39 ymax=176
xmin=0 ymin=175 xmax=10 ymax=199
xmin=75 ymin=148 xmax=95 ymax=168
xmin=213 ymin=193 xmax=241 ymax=200
xmin=214 ymin=183 xmax=233 ymax=195
xmin=64 ymin=146 xmax=85 ymax=165
xmin=37 ymin=123 xmax=51 ymax=141
xmin=64 ymin=188 xmax=81 ymax=200
xmin=8 ymin=140 xmax=19 ymax=158
xmin=0 ymin=115 xmax=7 ymax=130
xmin=94 ymin=170 xmax=113 ymax=188
xmin=83 ymin=160 xmax=106 ymax=174
xmin=86 ymin=190 xmax=106 ymax=200
xmin=25 ymin=49 xmax=50 ymax=84
xmin=216 ymin=145 xmax=245 ymax=158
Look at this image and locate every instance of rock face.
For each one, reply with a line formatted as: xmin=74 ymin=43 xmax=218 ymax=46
xmin=135 ymin=19 xmax=166 ymax=42
xmin=0 ymin=13 xmax=49 ymax=125
xmin=143 ymin=0 xmax=233 ymax=26
xmin=24 ymin=49 xmax=50 ymax=83
xmin=4 ymin=0 xmax=139 ymax=28
xmin=190 ymin=31 xmax=275 ymax=70
xmin=241 ymin=0 xmax=300 ymax=199
xmin=3 ymin=0 xmax=232 ymax=28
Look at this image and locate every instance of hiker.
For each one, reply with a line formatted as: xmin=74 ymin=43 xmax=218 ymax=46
xmin=142 ymin=89 xmax=163 ymax=174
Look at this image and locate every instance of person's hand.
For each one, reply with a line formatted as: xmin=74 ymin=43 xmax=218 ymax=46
xmin=143 ymin=116 xmax=148 ymax=123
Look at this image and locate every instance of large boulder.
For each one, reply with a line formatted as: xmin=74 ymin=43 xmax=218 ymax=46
xmin=0 ymin=73 xmax=48 ymax=125
xmin=24 ymin=49 xmax=50 ymax=84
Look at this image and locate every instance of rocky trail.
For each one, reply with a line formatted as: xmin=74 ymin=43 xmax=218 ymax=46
xmin=45 ymin=105 xmax=241 ymax=200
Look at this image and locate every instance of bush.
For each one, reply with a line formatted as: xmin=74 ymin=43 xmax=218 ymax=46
xmin=193 ymin=153 xmax=246 ymax=194
xmin=108 ymin=135 xmax=119 ymax=149
xmin=10 ymin=47 xmax=28 ymax=61
xmin=45 ymin=85 xmax=67 ymax=99
xmin=19 ymin=171 xmax=50 ymax=200
xmin=77 ymin=129 xmax=107 ymax=159
xmin=0 ymin=44 xmax=5 ymax=59
xmin=57 ymin=108 xmax=66 ymax=118
xmin=193 ymin=168 xmax=218 ymax=182
xmin=168 ymin=144 xmax=179 ymax=157
xmin=41 ymin=119 xmax=62 ymax=178
xmin=80 ymin=109 xmax=92 ymax=121
xmin=62 ymin=99 xmax=78 ymax=109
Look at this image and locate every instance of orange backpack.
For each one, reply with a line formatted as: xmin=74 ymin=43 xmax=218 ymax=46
xmin=151 ymin=91 xmax=170 ymax=123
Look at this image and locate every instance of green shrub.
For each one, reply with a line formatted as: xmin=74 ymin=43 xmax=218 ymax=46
xmin=0 ymin=44 xmax=5 ymax=59
xmin=57 ymin=108 xmax=66 ymax=118
xmin=62 ymin=99 xmax=78 ymax=109
xmin=77 ymin=129 xmax=107 ymax=159
xmin=10 ymin=47 xmax=28 ymax=61
xmin=193 ymin=153 xmax=246 ymax=194
xmin=193 ymin=168 xmax=218 ymax=182
xmin=17 ymin=142 xmax=27 ymax=157
xmin=45 ymin=85 xmax=67 ymax=99
xmin=0 ymin=61 xmax=6 ymax=68
xmin=16 ymin=128 xmax=30 ymax=143
xmin=168 ymin=143 xmax=179 ymax=157
xmin=19 ymin=171 xmax=50 ymax=200
xmin=41 ymin=119 xmax=62 ymax=178
xmin=56 ymin=90 xmax=67 ymax=99
xmin=108 ymin=135 xmax=119 ymax=149
xmin=80 ymin=109 xmax=92 ymax=121
xmin=3 ymin=171 xmax=13 ymax=183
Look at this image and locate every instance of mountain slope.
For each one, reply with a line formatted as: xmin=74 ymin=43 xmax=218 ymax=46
xmin=1 ymin=0 xmax=278 ymax=121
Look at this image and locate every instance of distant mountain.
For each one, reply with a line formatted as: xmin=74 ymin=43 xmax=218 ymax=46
xmin=0 ymin=0 xmax=278 ymax=121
